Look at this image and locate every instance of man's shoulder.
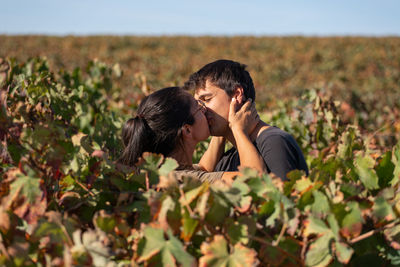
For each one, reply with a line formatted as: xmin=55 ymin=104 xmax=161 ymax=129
xmin=254 ymin=125 xmax=309 ymax=178
xmin=254 ymin=125 xmax=303 ymax=157
xmin=256 ymin=126 xmax=294 ymax=143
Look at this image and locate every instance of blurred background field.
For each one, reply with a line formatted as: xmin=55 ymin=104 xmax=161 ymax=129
xmin=1 ymin=35 xmax=399 ymax=147
xmin=2 ymin=36 xmax=399 ymax=104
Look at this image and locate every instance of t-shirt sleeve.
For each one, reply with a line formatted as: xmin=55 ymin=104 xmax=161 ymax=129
xmin=257 ymin=133 xmax=306 ymax=180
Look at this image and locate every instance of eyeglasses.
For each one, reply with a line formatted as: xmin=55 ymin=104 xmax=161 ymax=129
xmin=192 ymin=100 xmax=206 ymax=116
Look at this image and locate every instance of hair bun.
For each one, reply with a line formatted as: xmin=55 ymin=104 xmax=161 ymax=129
xmin=135 ymin=114 xmax=146 ymax=122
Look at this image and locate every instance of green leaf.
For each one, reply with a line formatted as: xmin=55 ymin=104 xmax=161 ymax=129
xmin=159 ymin=157 xmax=179 ymax=176
xmin=237 ymin=167 xmax=259 ymax=180
xmin=141 ymin=153 xmax=164 ymax=185
xmin=376 ymin=151 xmax=395 ymax=187
xmin=305 ymin=233 xmax=333 ymax=267
xmin=354 ymin=154 xmax=379 ymax=190
xmin=327 ymin=214 xmax=340 ymax=239
xmin=246 ymin=177 xmax=268 ymax=197
xmin=340 ymin=183 xmax=362 ymax=198
xmin=265 ymin=192 xmax=294 ymax=227
xmin=372 ymin=196 xmax=396 ymax=223
xmin=383 ymin=224 xmax=400 ymax=250
xmin=335 ymin=241 xmax=353 ymax=264
xmin=180 ymin=183 xmax=208 ymax=206
xmin=284 ymin=169 xmax=304 ymax=195
xmin=226 ymin=218 xmax=249 ymax=245
xmin=304 ymin=216 xmax=331 ymax=236
xmin=181 ymin=209 xmax=199 ymax=242
xmin=158 ymin=195 xmax=178 ymax=230
xmin=222 ymin=182 xmax=250 ymax=208
xmin=199 ymin=235 xmax=258 ymax=267
xmin=341 ymin=202 xmax=364 ymax=239
xmin=33 ymin=221 xmax=66 ymax=243
xmin=205 ymin=192 xmax=230 ymax=226
xmin=391 ymin=141 xmax=400 ymax=186
xmin=311 ymin=190 xmax=330 ymax=217
xmin=10 ymin=170 xmax=41 ymax=203
xmin=138 ymin=226 xmax=195 ymax=267
xmin=142 ymin=153 xmax=164 ymax=172
xmin=94 ymin=211 xmax=116 ymax=233
xmin=294 ymin=177 xmax=313 ymax=192
xmin=196 ymin=190 xmax=210 ymax=219
xmin=337 ymin=126 xmax=361 ymax=159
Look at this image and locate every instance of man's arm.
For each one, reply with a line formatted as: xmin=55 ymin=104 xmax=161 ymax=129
xmin=198 ymin=136 xmax=226 ymax=171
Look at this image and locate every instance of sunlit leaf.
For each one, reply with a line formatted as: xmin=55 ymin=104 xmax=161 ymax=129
xmin=159 ymin=157 xmax=179 ymax=176
xmin=335 ymin=241 xmax=353 ymax=264
xmin=305 ymin=234 xmax=333 ymax=267
xmin=181 ymin=209 xmax=199 ymax=242
xmin=354 ymin=154 xmax=379 ymax=190
xmin=9 ymin=170 xmax=41 ymax=204
xmin=225 ymin=218 xmax=249 ymax=245
xmin=311 ymin=190 xmax=330 ymax=217
xmin=199 ymin=235 xmax=258 ymax=267
xmin=341 ymin=202 xmax=364 ymax=239
xmin=138 ymin=226 xmax=195 ymax=267
xmin=372 ymin=196 xmax=396 ymax=223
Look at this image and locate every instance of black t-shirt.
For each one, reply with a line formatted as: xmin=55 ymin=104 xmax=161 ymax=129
xmin=214 ymin=126 xmax=309 ymax=180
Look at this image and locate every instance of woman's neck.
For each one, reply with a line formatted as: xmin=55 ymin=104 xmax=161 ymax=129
xmin=168 ymin=142 xmax=196 ymax=168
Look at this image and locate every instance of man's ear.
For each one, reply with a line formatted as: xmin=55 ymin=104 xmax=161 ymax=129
xmin=232 ymin=86 xmax=245 ymax=104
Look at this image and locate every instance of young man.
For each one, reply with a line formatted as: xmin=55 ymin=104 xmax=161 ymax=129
xmin=184 ymin=59 xmax=308 ymax=180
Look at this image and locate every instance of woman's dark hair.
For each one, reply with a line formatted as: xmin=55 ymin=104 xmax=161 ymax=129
xmin=119 ymin=87 xmax=195 ymax=166
xmin=183 ymin=59 xmax=256 ymax=101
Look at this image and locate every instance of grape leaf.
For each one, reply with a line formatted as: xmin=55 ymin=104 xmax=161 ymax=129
xmin=311 ymin=190 xmax=330 ymax=217
xmin=354 ymin=154 xmax=379 ymax=190
xmin=9 ymin=171 xmax=41 ymax=204
xmin=199 ymin=235 xmax=258 ymax=267
xmin=138 ymin=226 xmax=195 ymax=267
xmin=376 ymin=151 xmax=395 ymax=187
xmin=372 ymin=196 xmax=396 ymax=223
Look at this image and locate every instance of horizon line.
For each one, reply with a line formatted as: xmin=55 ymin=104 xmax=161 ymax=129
xmin=1 ymin=33 xmax=400 ymax=38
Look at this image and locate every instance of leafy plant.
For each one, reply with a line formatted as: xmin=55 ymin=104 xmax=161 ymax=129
xmin=1 ymin=57 xmax=399 ymax=266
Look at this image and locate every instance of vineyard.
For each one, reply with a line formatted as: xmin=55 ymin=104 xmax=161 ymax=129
xmin=1 ymin=36 xmax=400 ymax=266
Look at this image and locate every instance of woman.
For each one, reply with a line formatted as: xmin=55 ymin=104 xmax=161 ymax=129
xmin=119 ymin=87 xmax=266 ymax=184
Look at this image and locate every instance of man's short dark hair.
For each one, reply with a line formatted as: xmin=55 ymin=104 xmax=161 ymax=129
xmin=184 ymin=59 xmax=256 ymax=100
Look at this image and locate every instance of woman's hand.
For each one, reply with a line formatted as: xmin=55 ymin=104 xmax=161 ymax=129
xmin=228 ymin=98 xmax=259 ymax=135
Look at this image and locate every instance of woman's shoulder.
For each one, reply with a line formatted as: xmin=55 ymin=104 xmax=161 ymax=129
xmin=173 ymin=165 xmax=224 ymax=183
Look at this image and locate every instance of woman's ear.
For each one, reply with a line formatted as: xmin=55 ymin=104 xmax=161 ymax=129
xmin=233 ymin=86 xmax=245 ymax=104
xmin=181 ymin=124 xmax=192 ymax=139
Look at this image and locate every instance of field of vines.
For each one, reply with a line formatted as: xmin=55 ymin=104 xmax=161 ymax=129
xmin=1 ymin=36 xmax=400 ymax=266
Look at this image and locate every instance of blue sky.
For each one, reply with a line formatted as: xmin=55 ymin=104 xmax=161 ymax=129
xmin=2 ymin=0 xmax=400 ymax=36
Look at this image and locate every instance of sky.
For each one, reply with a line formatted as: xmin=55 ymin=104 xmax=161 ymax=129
xmin=2 ymin=0 xmax=400 ymax=36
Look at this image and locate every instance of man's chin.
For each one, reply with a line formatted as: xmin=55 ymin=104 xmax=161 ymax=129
xmin=209 ymin=131 xmax=224 ymax=137
xmin=209 ymin=124 xmax=229 ymax=136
